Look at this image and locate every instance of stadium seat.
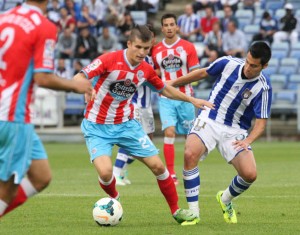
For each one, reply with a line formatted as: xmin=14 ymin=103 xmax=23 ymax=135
xmin=272 ymin=42 xmax=290 ymax=51
xmin=244 ymin=24 xmax=260 ymax=42
xmin=235 ymin=9 xmax=254 ymax=26
xmin=265 ymin=1 xmax=284 ymax=14
xmin=255 ymin=8 xmax=265 ymax=19
xmin=271 ymin=42 xmax=290 ymax=59
xmin=274 ymin=9 xmax=285 ymax=20
xmin=290 ymin=42 xmax=300 ymax=51
xmin=289 ymin=42 xmax=300 ymax=59
xmin=64 ymin=93 xmax=85 ymax=115
xmin=270 ymin=74 xmax=287 ymax=90
xmin=264 ymin=58 xmax=279 ymax=75
xmin=272 ymin=51 xmax=289 ymax=60
xmin=280 ymin=57 xmax=298 ymax=67
xmin=215 ymin=10 xmax=224 ymax=18
xmin=278 ymin=66 xmax=297 ymax=78
xmin=295 ymin=9 xmax=300 ymax=18
xmin=274 ymin=91 xmax=297 ymax=105
xmin=290 ymin=50 xmax=300 ymax=60
xmin=130 ymin=11 xmax=147 ymax=25
xmin=3 ymin=0 xmax=19 ymax=10
xmin=286 ymin=75 xmax=300 ymax=90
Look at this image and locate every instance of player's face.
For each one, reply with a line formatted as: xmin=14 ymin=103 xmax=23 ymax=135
xmin=161 ymin=18 xmax=178 ymax=39
xmin=244 ymin=52 xmax=268 ymax=79
xmin=127 ymin=38 xmax=152 ymax=65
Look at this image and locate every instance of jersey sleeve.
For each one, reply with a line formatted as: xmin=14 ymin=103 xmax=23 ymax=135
xmin=252 ymin=88 xmax=272 ymax=119
xmin=144 ymin=65 xmax=165 ymax=92
xmin=34 ymin=19 xmax=57 ymax=73
xmin=81 ymin=53 xmax=110 ymax=79
xmin=187 ymin=43 xmax=200 ymax=71
xmin=206 ymin=56 xmax=230 ymax=77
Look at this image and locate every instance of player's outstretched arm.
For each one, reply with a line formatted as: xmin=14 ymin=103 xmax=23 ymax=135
xmin=161 ymin=84 xmax=215 ymax=110
xmin=167 ymin=67 xmax=208 ymax=87
xmin=34 ymin=72 xmax=92 ymax=94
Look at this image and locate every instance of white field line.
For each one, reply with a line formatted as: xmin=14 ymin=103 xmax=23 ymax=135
xmin=36 ymin=193 xmax=300 ymax=198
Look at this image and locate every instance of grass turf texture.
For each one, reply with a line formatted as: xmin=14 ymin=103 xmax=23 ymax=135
xmin=1 ymin=141 xmax=300 ymax=235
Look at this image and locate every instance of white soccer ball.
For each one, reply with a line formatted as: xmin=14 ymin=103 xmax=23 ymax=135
xmin=93 ymin=197 xmax=123 ymax=226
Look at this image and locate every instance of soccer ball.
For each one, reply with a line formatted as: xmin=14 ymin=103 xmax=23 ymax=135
xmin=93 ymin=197 xmax=123 ymax=226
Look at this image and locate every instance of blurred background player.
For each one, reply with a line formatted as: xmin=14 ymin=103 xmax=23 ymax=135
xmin=168 ymin=41 xmax=272 ymax=225
xmin=0 ymin=0 xmax=92 ymax=217
xmin=113 ymin=24 xmax=157 ymax=186
xmin=151 ymin=13 xmax=200 ymax=185
xmin=75 ymin=25 xmax=214 ymax=224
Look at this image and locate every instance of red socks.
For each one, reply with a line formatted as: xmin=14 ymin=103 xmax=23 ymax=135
xmin=164 ymin=143 xmax=175 ymax=175
xmin=157 ymin=175 xmax=179 ymax=214
xmin=4 ymin=186 xmax=27 ymax=215
xmin=98 ymin=177 xmax=119 ymax=199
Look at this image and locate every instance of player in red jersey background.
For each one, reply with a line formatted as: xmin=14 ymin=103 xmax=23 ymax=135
xmin=152 ymin=13 xmax=200 ymax=185
xmin=0 ymin=0 xmax=92 ymax=217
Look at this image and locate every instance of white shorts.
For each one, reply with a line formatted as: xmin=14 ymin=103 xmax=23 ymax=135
xmin=133 ymin=104 xmax=155 ymax=134
xmin=189 ymin=117 xmax=251 ymax=163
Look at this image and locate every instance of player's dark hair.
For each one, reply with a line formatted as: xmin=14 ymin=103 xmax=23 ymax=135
xmin=129 ymin=24 xmax=153 ymax=43
xmin=161 ymin=13 xmax=177 ymax=26
xmin=146 ymin=23 xmax=156 ymax=36
xmin=249 ymin=41 xmax=272 ymax=66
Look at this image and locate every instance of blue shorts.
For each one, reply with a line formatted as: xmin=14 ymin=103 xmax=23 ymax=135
xmin=0 ymin=121 xmax=33 ymax=184
xmin=158 ymin=98 xmax=195 ymax=134
xmin=31 ymin=132 xmax=48 ymax=160
xmin=81 ymin=119 xmax=159 ymax=162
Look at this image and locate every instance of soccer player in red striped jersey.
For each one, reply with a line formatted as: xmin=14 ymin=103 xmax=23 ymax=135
xmin=152 ymin=13 xmax=200 ymax=185
xmin=0 ymin=0 xmax=92 ymax=217
xmin=75 ymin=25 xmax=214 ymax=224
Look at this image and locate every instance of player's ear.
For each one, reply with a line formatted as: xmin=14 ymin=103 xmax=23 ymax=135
xmin=262 ymin=63 xmax=268 ymax=70
xmin=127 ymin=40 xmax=131 ymax=48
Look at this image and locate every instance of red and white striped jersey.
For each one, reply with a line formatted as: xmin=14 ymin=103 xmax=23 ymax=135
xmin=82 ymin=50 xmax=165 ymax=124
xmin=0 ymin=4 xmax=57 ymax=123
xmin=152 ymin=38 xmax=200 ymax=97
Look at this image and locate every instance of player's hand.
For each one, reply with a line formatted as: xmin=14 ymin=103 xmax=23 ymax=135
xmin=190 ymin=97 xmax=215 ymax=110
xmin=232 ymin=139 xmax=251 ymax=152
xmin=85 ymin=89 xmax=96 ymax=103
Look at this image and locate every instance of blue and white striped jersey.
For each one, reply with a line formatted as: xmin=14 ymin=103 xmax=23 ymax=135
xmin=132 ymin=55 xmax=154 ymax=108
xmin=199 ymin=56 xmax=272 ymax=130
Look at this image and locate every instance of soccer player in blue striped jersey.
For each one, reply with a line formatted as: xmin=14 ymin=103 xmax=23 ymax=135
xmin=113 ymin=25 xmax=156 ymax=186
xmin=168 ymin=41 xmax=272 ymax=225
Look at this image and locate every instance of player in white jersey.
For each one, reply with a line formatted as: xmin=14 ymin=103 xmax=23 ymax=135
xmin=168 ymin=41 xmax=272 ymax=225
xmin=113 ymin=26 xmax=156 ymax=186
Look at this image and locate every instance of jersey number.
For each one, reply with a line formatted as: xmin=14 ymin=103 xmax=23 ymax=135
xmin=0 ymin=27 xmax=15 ymax=70
xmin=139 ymin=135 xmax=153 ymax=149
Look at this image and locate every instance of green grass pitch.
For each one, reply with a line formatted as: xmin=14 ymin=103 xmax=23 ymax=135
xmin=1 ymin=141 xmax=300 ymax=235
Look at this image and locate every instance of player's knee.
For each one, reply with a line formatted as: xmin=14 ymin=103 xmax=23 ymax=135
xmin=241 ymin=171 xmax=257 ymax=183
xmin=150 ymin=162 xmax=165 ymax=176
xmin=184 ymin=148 xmax=198 ymax=162
xmin=30 ymin=173 xmax=52 ymax=192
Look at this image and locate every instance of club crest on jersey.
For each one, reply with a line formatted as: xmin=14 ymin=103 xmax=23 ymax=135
xmin=109 ymin=79 xmax=137 ymax=101
xmin=242 ymin=88 xmax=252 ymax=99
xmin=137 ymin=70 xmax=144 ymax=79
xmin=161 ymin=54 xmax=182 ymax=72
xmin=176 ymin=46 xmax=183 ymax=54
